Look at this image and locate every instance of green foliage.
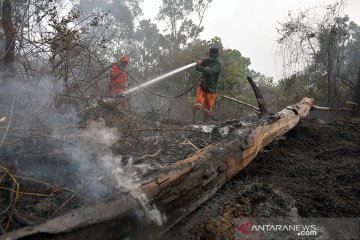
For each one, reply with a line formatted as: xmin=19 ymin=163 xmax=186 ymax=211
xmin=274 ymin=73 xmax=313 ymax=107
xmin=218 ymin=49 xmax=251 ymax=96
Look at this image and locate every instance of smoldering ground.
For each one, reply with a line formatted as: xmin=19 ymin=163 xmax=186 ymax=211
xmin=0 ymin=77 xmax=155 ymax=232
xmin=0 ymin=70 xmax=266 ymax=235
xmin=0 ymin=69 xmax=216 ymax=234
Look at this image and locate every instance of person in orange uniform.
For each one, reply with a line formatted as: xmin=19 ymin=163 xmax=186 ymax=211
xmin=193 ymin=47 xmax=221 ymax=123
xmin=109 ymin=55 xmax=129 ymax=110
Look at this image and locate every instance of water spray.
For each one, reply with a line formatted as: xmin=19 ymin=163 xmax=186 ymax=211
xmin=86 ymin=62 xmax=197 ymax=111
xmin=124 ymin=62 xmax=197 ymax=95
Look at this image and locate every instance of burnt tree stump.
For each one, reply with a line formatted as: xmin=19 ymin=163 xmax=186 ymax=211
xmin=247 ymin=76 xmax=268 ymax=115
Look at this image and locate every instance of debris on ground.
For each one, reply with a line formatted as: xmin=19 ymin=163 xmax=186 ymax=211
xmin=165 ymin=117 xmax=360 ymax=239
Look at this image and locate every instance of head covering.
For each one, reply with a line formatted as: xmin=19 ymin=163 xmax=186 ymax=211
xmin=119 ymin=55 xmax=129 ymax=63
xmin=209 ymin=47 xmax=219 ymax=57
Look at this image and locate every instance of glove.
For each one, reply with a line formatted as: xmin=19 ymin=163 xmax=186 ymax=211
xmin=196 ymin=59 xmax=204 ymax=65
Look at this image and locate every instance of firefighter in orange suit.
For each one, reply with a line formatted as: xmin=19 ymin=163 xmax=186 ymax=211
xmin=193 ymin=47 xmax=221 ymax=123
xmin=109 ymin=55 xmax=129 ymax=110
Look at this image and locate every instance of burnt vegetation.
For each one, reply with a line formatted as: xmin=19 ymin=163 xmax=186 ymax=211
xmin=0 ymin=0 xmax=359 ymax=239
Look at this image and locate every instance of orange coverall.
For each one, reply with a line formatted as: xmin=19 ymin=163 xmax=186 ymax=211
xmin=109 ymin=63 xmax=128 ymax=110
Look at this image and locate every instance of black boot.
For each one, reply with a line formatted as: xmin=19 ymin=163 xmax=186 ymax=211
xmin=193 ymin=108 xmax=200 ymax=124
xmin=203 ymin=115 xmax=210 ymax=123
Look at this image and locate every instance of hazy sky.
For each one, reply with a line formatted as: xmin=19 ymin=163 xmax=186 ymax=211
xmin=141 ymin=0 xmax=360 ymax=80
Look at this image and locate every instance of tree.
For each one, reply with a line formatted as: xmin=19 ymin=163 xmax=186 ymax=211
xmin=132 ymin=20 xmax=169 ymax=80
xmin=344 ymin=21 xmax=360 ymax=116
xmin=0 ymin=0 xmax=16 ymax=83
xmin=157 ymin=0 xmax=212 ymax=50
xmin=219 ymin=48 xmax=251 ymax=96
xmin=277 ymin=1 xmax=353 ymax=106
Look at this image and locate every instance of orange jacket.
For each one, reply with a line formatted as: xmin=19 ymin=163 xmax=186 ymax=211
xmin=109 ymin=63 xmax=127 ymax=96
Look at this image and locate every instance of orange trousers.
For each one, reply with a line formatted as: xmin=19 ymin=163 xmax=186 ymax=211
xmin=193 ymin=87 xmax=216 ymax=116
xmin=118 ymin=97 xmax=129 ymax=110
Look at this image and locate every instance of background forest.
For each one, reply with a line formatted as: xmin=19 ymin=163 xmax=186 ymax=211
xmin=0 ymin=0 xmax=359 ymax=121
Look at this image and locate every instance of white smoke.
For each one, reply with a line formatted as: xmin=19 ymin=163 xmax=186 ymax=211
xmin=1 ymin=77 xmax=166 ymax=226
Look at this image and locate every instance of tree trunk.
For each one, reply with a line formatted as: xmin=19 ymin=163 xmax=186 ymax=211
xmin=353 ymin=68 xmax=360 ymax=117
xmin=0 ymin=98 xmax=314 ymax=240
xmin=0 ymin=0 xmax=16 ymax=84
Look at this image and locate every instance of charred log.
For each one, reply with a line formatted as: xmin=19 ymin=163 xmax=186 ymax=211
xmin=0 ymin=98 xmax=314 ymax=240
xmin=247 ymin=76 xmax=268 ymax=115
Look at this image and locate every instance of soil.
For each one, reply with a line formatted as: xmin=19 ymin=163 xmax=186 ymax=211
xmin=165 ymin=117 xmax=360 ymax=239
xmin=1 ymin=102 xmax=359 ymax=239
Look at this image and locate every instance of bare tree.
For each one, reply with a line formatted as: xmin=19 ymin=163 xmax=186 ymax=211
xmin=0 ymin=0 xmax=16 ymax=83
xmin=277 ymin=0 xmax=350 ymax=106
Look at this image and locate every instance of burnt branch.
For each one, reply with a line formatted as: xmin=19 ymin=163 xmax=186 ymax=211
xmin=247 ymin=76 xmax=268 ymax=115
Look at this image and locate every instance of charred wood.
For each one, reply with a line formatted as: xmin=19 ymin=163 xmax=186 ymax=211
xmin=220 ymin=95 xmax=260 ymax=113
xmin=246 ymin=76 xmax=268 ymax=115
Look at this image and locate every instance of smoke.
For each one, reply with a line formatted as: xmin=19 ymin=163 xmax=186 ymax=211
xmin=130 ymin=189 xmax=167 ymax=226
xmin=0 ymin=77 xmax=168 ymax=229
xmin=0 ymin=77 xmax=141 ymax=199
xmin=67 ymin=121 xmax=143 ymax=194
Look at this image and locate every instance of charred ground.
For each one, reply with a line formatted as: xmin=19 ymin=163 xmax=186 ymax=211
xmin=1 ymin=107 xmax=359 ymax=239
xmin=165 ymin=117 xmax=360 ymax=239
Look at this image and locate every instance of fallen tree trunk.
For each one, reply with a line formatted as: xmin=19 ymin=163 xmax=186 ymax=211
xmin=1 ymin=97 xmax=314 ymax=240
xmin=312 ymin=104 xmax=356 ymax=113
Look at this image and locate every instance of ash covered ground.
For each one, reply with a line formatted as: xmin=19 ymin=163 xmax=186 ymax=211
xmin=1 ymin=93 xmax=359 ymax=240
xmin=165 ymin=117 xmax=360 ymax=239
xmin=0 ymin=98 xmax=255 ymax=234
